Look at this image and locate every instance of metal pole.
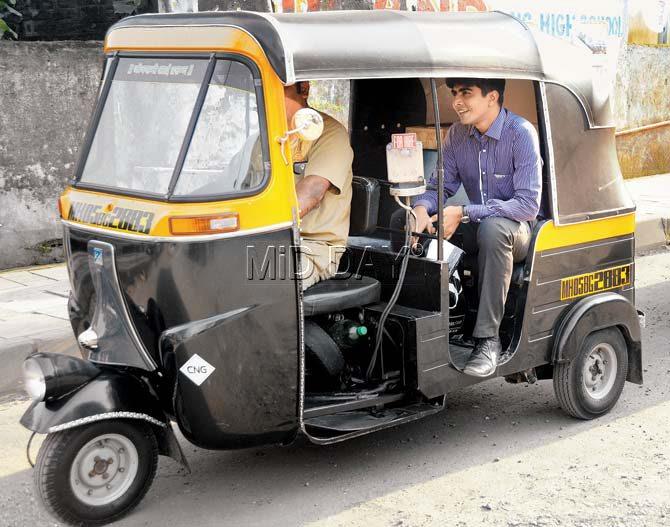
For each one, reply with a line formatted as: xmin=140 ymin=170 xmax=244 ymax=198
xmin=615 ymin=120 xmax=670 ymax=137
xmin=430 ymin=78 xmax=445 ymax=261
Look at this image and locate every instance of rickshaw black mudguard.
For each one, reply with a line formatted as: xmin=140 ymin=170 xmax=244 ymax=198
xmin=66 ymin=224 xmax=300 ymax=450
xmin=20 ymin=368 xmax=166 ymax=434
xmin=552 ymin=292 xmax=643 ymax=383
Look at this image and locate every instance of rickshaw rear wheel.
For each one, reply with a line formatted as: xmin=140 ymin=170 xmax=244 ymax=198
xmin=34 ymin=419 xmax=158 ymax=526
xmin=553 ymin=327 xmax=628 ymax=420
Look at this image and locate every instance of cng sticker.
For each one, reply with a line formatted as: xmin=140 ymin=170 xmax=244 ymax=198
xmin=180 ymin=354 xmax=216 ymax=386
xmin=560 ymin=264 xmax=632 ymax=301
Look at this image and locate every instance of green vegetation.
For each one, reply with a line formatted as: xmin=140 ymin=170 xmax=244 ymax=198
xmin=0 ymin=0 xmax=21 ymax=39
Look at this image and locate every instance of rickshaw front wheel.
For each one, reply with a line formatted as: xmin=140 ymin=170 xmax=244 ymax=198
xmin=34 ymin=419 xmax=158 ymax=526
xmin=553 ymin=327 xmax=628 ymax=420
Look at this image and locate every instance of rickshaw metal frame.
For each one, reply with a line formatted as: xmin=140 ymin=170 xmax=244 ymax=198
xmin=538 ymin=81 xmax=559 ymax=223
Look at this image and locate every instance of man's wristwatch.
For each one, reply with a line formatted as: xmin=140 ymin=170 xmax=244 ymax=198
xmin=460 ymin=205 xmax=470 ymax=224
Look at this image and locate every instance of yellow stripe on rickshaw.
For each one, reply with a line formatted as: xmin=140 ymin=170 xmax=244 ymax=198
xmin=535 ymin=213 xmax=635 ymax=252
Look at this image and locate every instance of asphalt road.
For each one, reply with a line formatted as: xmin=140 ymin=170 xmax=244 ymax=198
xmin=1 ymin=248 xmax=669 ymax=527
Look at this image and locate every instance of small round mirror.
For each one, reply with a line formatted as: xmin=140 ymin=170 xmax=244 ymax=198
xmin=294 ymin=108 xmax=324 ymax=142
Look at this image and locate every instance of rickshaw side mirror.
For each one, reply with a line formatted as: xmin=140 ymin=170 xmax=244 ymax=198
xmin=293 ymin=108 xmax=324 ymax=141
xmin=277 ymin=108 xmax=324 ymax=165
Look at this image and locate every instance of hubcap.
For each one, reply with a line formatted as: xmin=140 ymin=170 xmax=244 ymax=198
xmin=582 ymin=342 xmax=617 ymax=401
xmin=69 ymin=433 xmax=139 ymax=506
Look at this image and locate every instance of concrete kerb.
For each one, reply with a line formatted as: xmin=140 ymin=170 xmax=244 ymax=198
xmin=626 ymin=173 xmax=670 ymax=253
xmin=635 ymin=215 xmax=670 ymax=253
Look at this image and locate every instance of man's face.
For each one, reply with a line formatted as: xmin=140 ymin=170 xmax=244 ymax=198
xmin=283 ymin=83 xmax=307 ymax=127
xmin=450 ymin=83 xmax=498 ymax=128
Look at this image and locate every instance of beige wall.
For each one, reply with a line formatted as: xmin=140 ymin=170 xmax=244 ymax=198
xmin=614 ymin=44 xmax=670 ymax=178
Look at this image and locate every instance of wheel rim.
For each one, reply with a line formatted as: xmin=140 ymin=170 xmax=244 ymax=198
xmin=69 ymin=433 xmax=139 ymax=507
xmin=582 ymin=342 xmax=618 ymax=401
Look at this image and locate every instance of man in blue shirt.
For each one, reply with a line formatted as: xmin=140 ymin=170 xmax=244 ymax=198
xmin=411 ymin=78 xmax=542 ymax=377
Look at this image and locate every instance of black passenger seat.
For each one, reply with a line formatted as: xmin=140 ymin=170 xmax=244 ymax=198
xmin=303 ymin=275 xmax=381 ymax=316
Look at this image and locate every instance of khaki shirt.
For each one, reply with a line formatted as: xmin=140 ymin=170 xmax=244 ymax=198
xmin=293 ymin=113 xmax=353 ymax=282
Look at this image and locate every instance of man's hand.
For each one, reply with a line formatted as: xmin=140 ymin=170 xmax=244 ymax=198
xmin=410 ymin=205 xmax=435 ymax=248
xmin=296 ymin=175 xmax=331 ymax=218
xmin=430 ymin=205 xmax=463 ymax=240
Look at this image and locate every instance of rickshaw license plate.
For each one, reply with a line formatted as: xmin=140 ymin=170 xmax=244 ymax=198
xmin=560 ymin=264 xmax=632 ymax=301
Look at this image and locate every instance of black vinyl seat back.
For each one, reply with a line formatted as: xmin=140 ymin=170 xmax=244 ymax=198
xmin=350 ymin=78 xmax=427 ymax=230
xmin=349 ymin=176 xmax=380 ymax=236
xmin=303 ymin=275 xmax=381 ymax=316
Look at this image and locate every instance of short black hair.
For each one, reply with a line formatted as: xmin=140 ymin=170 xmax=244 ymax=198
xmin=446 ymin=78 xmax=506 ymax=107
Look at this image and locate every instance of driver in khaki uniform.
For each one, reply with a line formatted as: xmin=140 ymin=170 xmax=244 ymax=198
xmin=284 ymin=81 xmax=354 ymax=290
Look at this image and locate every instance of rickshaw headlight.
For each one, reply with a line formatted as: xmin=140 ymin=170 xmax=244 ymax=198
xmin=21 ymin=353 xmax=100 ymax=402
xmin=23 ymin=358 xmax=46 ymax=402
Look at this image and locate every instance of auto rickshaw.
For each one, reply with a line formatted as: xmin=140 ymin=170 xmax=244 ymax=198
xmin=20 ymin=9 xmax=643 ymax=526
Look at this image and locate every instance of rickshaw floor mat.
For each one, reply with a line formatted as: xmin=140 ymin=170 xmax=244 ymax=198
xmin=304 ymin=402 xmax=441 ymax=433
xmin=449 ymin=340 xmax=514 ymax=372
xmin=448 ymin=341 xmax=475 ymax=372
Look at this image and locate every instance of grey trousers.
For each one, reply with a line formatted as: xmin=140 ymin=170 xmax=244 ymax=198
xmin=389 ymin=211 xmax=531 ymax=338
xmin=463 ymin=217 xmax=532 ymax=338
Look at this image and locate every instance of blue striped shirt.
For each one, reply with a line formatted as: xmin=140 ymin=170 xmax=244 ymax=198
xmin=414 ymin=108 xmax=542 ymax=223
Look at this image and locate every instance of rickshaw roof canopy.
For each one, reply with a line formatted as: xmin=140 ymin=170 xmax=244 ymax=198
xmin=108 ymin=10 xmax=613 ymax=128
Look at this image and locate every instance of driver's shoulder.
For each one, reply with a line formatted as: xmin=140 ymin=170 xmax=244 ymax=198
xmin=313 ymin=113 xmax=352 ymax=154
xmin=318 ymin=112 xmax=347 ymax=137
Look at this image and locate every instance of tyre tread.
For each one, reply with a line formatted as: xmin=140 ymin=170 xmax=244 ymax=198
xmin=35 ymin=429 xmax=79 ymax=525
xmin=553 ymin=361 xmax=587 ymax=419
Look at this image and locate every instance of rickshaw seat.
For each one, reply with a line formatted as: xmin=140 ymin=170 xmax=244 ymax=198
xmin=303 ymin=275 xmax=381 ymax=316
xmin=350 ymin=176 xmax=380 ymax=236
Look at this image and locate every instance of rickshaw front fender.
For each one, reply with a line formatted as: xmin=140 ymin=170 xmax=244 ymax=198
xmin=552 ymin=292 xmax=643 ymax=384
xmin=20 ymin=369 xmax=189 ymax=469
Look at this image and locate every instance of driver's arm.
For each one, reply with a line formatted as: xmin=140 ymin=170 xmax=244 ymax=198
xmin=296 ymin=175 xmax=331 ymax=218
xmin=298 ymin=117 xmax=352 ymax=218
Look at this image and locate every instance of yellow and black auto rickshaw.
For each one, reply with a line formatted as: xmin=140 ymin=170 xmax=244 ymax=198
xmin=20 ymin=10 xmax=643 ymax=526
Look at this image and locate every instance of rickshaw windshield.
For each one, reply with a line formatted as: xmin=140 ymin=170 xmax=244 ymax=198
xmin=79 ymin=57 xmax=264 ymax=198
